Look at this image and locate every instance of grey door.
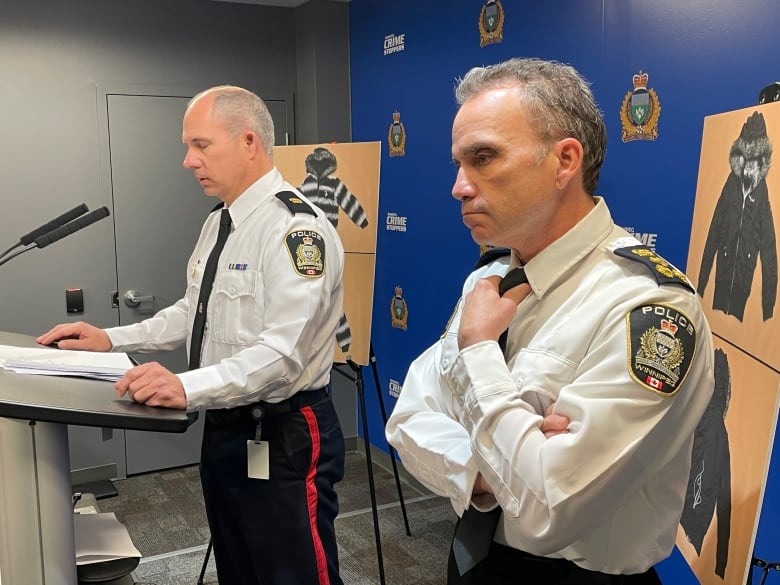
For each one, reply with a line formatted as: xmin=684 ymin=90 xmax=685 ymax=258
xmin=108 ymin=93 xmax=212 ymax=475
xmin=105 ymin=92 xmax=291 ymax=475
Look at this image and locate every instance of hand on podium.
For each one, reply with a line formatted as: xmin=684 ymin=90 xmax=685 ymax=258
xmin=114 ymin=362 xmax=187 ymax=409
xmin=36 ymin=321 xmax=112 ymax=352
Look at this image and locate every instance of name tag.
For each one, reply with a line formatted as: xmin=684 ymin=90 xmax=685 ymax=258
xmin=247 ymin=440 xmax=270 ymax=480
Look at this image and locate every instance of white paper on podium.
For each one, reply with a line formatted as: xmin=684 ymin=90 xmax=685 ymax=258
xmin=73 ymin=512 xmax=142 ymax=565
xmin=0 ymin=345 xmax=133 ymax=381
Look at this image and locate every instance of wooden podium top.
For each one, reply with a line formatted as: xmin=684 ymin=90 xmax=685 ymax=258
xmin=0 ymin=331 xmax=191 ymax=432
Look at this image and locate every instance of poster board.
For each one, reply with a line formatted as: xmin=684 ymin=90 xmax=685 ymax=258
xmin=675 ymin=337 xmax=780 ymax=584
xmin=686 ymin=103 xmax=780 ymax=369
xmin=275 ymin=142 xmax=380 ymax=366
xmin=680 ymin=103 xmax=780 ymax=585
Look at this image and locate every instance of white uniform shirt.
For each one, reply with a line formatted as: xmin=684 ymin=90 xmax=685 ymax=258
xmin=106 ymin=167 xmax=345 ymax=411
xmin=386 ymin=198 xmax=714 ymax=574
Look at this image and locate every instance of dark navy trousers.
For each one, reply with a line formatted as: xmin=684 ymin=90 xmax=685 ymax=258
xmin=200 ymin=392 xmax=345 ymax=585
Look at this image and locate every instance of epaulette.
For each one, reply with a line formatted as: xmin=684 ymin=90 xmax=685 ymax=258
xmin=614 ymin=245 xmax=694 ymax=293
xmin=472 ymin=246 xmax=511 ymax=270
xmin=275 ymin=190 xmax=317 ymax=216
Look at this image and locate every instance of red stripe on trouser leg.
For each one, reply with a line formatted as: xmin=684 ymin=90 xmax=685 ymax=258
xmin=302 ymin=405 xmax=330 ymax=585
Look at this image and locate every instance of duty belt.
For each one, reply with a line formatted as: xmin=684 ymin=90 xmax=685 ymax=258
xmin=205 ymin=387 xmax=329 ymax=426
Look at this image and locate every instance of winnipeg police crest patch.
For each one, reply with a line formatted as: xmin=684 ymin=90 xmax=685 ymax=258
xmin=627 ymin=304 xmax=696 ymax=395
xmin=285 ymin=230 xmax=325 ymax=278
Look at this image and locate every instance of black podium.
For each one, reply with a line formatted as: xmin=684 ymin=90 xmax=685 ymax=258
xmin=0 ymin=331 xmax=192 ymax=585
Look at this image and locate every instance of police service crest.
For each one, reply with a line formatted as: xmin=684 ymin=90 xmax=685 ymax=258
xmin=627 ymin=304 xmax=696 ymax=395
xmin=285 ymin=230 xmax=325 ymax=277
xmin=478 ymin=0 xmax=505 ymax=47
xmin=390 ymin=285 xmax=408 ymax=330
xmin=620 ymin=70 xmax=661 ymax=142
xmin=388 ymin=111 xmax=406 ymax=157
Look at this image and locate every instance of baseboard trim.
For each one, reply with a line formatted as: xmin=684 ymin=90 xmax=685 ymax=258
xmin=71 ymin=462 xmax=117 ymax=486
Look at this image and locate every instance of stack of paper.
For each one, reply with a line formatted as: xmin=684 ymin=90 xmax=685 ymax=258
xmin=73 ymin=512 xmax=142 ymax=565
xmin=0 ymin=345 xmax=134 ymax=382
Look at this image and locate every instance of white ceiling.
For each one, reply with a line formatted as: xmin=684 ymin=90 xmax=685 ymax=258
xmin=209 ymin=0 xmax=348 ymax=7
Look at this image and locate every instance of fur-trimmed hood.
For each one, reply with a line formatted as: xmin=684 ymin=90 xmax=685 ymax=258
xmin=729 ymin=110 xmax=772 ymax=186
xmin=304 ymin=147 xmax=337 ymax=179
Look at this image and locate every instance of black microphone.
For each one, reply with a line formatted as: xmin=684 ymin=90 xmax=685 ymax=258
xmin=34 ymin=207 xmax=110 ymax=249
xmin=0 ymin=203 xmax=90 ymax=260
xmin=19 ymin=203 xmax=90 ymax=246
xmin=0 ymin=206 xmax=110 ymax=268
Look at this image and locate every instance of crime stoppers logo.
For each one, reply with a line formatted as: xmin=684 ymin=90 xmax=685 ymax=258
xmin=386 ymin=212 xmax=407 ymax=232
xmin=389 ymin=378 xmax=402 ymax=398
xmin=384 ymin=33 xmax=405 ymax=55
xmin=623 ymin=226 xmax=659 ymax=251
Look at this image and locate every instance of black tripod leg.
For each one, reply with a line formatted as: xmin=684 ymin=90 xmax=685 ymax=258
xmin=350 ymin=360 xmax=387 ymax=585
xmin=197 ymin=538 xmax=212 ymax=585
xmin=369 ymin=342 xmax=412 ymax=536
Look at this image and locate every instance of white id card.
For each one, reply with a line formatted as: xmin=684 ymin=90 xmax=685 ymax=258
xmin=247 ymin=440 xmax=270 ymax=480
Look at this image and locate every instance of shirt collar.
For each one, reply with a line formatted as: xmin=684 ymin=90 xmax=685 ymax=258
xmin=518 ymin=196 xmax=614 ymax=298
xmin=223 ymin=167 xmax=286 ymax=228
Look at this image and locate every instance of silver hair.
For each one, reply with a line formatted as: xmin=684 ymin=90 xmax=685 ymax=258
xmin=455 ymin=58 xmax=606 ymax=195
xmin=188 ymin=85 xmax=275 ymax=159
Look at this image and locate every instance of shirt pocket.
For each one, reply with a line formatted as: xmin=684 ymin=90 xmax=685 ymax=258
xmin=511 ymin=348 xmax=578 ymax=413
xmin=210 ymin=270 xmax=262 ymax=345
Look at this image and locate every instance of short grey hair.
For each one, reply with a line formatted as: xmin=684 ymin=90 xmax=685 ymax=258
xmin=188 ymin=85 xmax=276 ymax=159
xmin=455 ymin=58 xmax=606 ymax=195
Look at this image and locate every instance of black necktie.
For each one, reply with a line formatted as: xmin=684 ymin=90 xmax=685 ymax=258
xmin=497 ymin=267 xmax=528 ymax=354
xmin=189 ymin=208 xmax=232 ymax=370
xmin=451 ymin=266 xmax=528 ymax=576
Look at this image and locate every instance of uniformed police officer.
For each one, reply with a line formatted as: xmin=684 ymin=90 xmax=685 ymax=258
xmin=39 ymin=86 xmax=346 ymax=585
xmin=386 ymin=58 xmax=715 ymax=584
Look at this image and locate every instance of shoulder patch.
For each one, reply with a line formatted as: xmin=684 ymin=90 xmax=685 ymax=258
xmin=275 ymin=190 xmax=317 ymax=216
xmin=285 ymin=229 xmax=325 ymax=278
xmin=614 ymin=245 xmax=694 ymax=292
xmin=473 ymin=246 xmax=511 ymax=270
xmin=626 ymin=303 xmax=696 ymax=396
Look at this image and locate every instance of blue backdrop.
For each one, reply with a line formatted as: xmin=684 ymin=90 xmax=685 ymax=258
xmin=348 ymin=2 xmax=780 ymax=583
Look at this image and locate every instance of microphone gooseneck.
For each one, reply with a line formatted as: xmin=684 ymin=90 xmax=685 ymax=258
xmin=0 ymin=203 xmax=90 ymax=260
xmin=0 ymin=206 xmax=110 ymax=268
xmin=19 ymin=203 xmax=89 ymax=246
xmin=34 ymin=207 xmax=110 ymax=249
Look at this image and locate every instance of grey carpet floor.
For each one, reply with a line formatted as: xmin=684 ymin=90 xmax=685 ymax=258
xmin=96 ymin=450 xmax=455 ymax=585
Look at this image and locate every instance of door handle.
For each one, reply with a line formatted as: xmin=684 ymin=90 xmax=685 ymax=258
xmin=124 ymin=289 xmax=154 ymax=309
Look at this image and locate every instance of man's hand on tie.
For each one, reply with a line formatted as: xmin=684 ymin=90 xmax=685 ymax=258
xmin=458 ymin=274 xmax=531 ymax=350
